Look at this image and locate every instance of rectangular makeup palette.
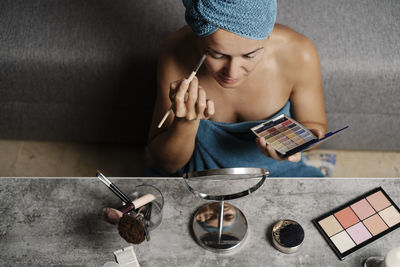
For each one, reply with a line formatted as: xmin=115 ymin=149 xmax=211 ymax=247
xmin=250 ymin=114 xmax=348 ymax=157
xmin=313 ymin=187 xmax=400 ymax=260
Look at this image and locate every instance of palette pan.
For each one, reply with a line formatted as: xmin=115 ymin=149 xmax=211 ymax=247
xmin=313 ymin=187 xmax=400 ymax=260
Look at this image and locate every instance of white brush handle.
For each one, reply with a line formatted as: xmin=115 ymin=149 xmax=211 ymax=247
xmin=132 ymin=194 xmax=156 ymax=209
xmin=157 ymin=107 xmax=172 ymax=128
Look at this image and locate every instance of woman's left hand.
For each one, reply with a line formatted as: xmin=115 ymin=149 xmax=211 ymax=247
xmin=256 ymin=128 xmax=323 ymax=162
xmin=256 ymin=137 xmax=301 ymax=162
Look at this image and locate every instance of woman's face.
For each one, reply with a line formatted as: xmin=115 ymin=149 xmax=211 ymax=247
xmin=199 ymin=29 xmax=267 ymax=88
xmin=195 ymin=202 xmax=237 ymax=227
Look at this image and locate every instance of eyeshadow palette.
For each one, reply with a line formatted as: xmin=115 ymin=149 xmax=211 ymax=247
xmin=313 ymin=187 xmax=400 ymax=260
xmin=250 ymin=114 xmax=348 ymax=157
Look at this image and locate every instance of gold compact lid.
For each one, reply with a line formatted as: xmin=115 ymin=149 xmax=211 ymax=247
xmin=272 ymin=220 xmax=305 ymax=254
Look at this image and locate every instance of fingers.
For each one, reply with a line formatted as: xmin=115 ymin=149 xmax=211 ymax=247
xmin=185 ymin=77 xmax=199 ymax=120
xmin=174 ymin=79 xmax=190 ymax=118
xmin=255 ymin=136 xmax=267 ymax=154
xmin=311 ymin=128 xmax=324 ymax=139
xmin=170 ymin=77 xmax=213 ymax=121
xmin=265 ymin=144 xmax=284 ymax=161
xmin=256 ymin=137 xmax=281 ymax=160
xmin=198 ymin=86 xmax=215 ymax=119
xmin=196 ymin=87 xmax=207 ymax=118
xmin=287 ymin=152 xmax=301 ymax=162
xmin=256 ymin=137 xmax=302 ymax=162
xmin=204 ymin=99 xmax=215 ymax=119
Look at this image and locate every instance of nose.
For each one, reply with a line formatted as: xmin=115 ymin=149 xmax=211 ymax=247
xmin=223 ymin=58 xmax=241 ymax=79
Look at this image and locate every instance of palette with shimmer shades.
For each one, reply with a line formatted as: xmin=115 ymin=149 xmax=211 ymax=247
xmin=250 ymin=114 xmax=348 ymax=157
xmin=313 ymin=187 xmax=400 ymax=260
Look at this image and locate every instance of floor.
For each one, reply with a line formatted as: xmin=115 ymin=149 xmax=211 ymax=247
xmin=0 ymin=139 xmax=399 ymax=177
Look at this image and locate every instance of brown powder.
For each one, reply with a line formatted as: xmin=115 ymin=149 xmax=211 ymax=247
xmin=118 ymin=214 xmax=145 ymax=244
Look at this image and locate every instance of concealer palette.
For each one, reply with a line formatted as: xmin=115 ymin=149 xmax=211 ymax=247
xmin=313 ymin=187 xmax=400 ymax=260
xmin=251 ymin=114 xmax=348 ymax=157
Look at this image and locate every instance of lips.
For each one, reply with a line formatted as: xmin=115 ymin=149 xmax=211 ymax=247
xmin=218 ymin=74 xmax=239 ymax=85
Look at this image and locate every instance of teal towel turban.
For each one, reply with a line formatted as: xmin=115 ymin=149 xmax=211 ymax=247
xmin=183 ymin=0 xmax=277 ymax=40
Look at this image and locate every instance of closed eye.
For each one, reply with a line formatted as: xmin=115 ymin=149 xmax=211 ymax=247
xmin=209 ymin=52 xmax=225 ymax=59
xmin=243 ymin=48 xmax=264 ymax=59
xmin=243 ymin=54 xmax=256 ymax=59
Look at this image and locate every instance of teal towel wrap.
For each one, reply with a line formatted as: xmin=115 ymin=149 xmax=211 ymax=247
xmin=183 ymin=0 xmax=277 ymax=40
xmin=147 ymin=102 xmax=324 ymax=177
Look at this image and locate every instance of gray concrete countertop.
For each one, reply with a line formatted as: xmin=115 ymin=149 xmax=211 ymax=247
xmin=1 ymin=177 xmax=399 ymax=266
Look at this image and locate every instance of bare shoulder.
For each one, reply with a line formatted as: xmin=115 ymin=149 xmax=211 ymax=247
xmin=269 ymin=24 xmax=321 ymax=87
xmin=271 ymin=25 xmax=326 ymax=133
xmin=158 ymin=26 xmax=197 ymax=80
xmin=271 ymin=24 xmax=320 ymax=66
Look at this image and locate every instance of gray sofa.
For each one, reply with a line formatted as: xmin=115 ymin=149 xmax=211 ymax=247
xmin=1 ymin=0 xmax=399 ymax=150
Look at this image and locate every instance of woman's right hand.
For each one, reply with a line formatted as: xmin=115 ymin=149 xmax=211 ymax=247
xmin=169 ymin=76 xmax=215 ymax=121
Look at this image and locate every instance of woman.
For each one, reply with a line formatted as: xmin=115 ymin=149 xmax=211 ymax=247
xmin=146 ymin=0 xmax=327 ymax=177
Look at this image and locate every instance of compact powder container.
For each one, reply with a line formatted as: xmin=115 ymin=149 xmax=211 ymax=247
xmin=272 ymin=220 xmax=305 ymax=253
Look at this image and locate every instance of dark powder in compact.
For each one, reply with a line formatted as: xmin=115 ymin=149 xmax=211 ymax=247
xmin=118 ymin=214 xmax=145 ymax=244
xmin=279 ymin=223 xmax=304 ymax=247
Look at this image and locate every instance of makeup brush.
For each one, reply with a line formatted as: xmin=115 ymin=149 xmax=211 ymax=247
xmin=118 ymin=213 xmax=146 ymax=244
xmin=97 ymin=170 xmax=156 ymax=213
xmin=97 ymin=170 xmax=131 ymax=204
xmin=143 ymin=202 xmax=152 ymax=241
xmin=157 ymin=53 xmax=207 ymax=128
xmin=102 ymin=207 xmax=147 ymax=244
xmin=117 ymin=193 xmax=156 ymax=214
